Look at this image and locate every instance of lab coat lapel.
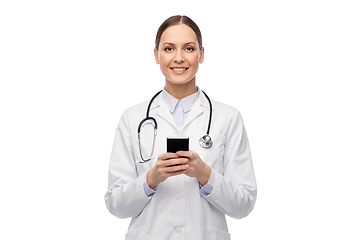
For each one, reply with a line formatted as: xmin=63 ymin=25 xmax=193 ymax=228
xmin=155 ymin=97 xmax=178 ymax=130
xmin=182 ymin=99 xmax=203 ymax=129
xmin=183 ymin=92 xmax=212 ymax=129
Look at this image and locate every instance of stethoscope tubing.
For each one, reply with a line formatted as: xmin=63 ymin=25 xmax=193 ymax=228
xmin=137 ymin=90 xmax=213 ymax=162
xmin=201 ymin=90 xmax=212 ymax=135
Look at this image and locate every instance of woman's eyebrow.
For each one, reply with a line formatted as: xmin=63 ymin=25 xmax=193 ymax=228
xmin=162 ymin=41 xmax=197 ymax=46
xmin=162 ymin=42 xmax=175 ymax=46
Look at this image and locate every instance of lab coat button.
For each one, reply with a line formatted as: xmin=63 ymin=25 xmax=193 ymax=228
xmin=175 ymin=193 xmax=182 ymax=200
xmin=175 ymin=226 xmax=182 ymax=233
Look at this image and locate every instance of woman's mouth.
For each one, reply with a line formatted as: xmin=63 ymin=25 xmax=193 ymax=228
xmin=170 ymin=67 xmax=189 ymax=74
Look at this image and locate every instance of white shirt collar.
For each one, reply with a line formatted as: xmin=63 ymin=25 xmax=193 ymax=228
xmin=162 ymin=87 xmax=200 ymax=114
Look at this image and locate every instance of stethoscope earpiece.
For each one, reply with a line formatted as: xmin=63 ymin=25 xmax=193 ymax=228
xmin=199 ymin=134 xmax=213 ymax=148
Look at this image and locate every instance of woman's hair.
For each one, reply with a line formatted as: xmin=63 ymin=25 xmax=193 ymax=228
xmin=155 ymin=15 xmax=202 ymax=51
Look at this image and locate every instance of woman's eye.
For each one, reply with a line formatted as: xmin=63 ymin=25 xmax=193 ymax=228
xmin=165 ymin=47 xmax=174 ymax=52
xmin=185 ymin=47 xmax=194 ymax=52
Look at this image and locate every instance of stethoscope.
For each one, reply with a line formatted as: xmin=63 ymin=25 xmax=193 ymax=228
xmin=137 ymin=90 xmax=213 ymax=163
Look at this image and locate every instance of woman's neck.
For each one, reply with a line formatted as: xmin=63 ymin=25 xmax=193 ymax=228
xmin=165 ymin=78 xmax=197 ymax=100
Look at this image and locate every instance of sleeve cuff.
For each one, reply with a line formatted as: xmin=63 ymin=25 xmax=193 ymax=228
xmin=199 ymin=168 xmax=215 ymax=196
xmin=143 ymin=171 xmax=156 ymax=197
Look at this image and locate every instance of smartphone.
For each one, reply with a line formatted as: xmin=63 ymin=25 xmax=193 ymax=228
xmin=167 ymin=137 xmax=189 ymax=153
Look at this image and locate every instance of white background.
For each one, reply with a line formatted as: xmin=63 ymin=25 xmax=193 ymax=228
xmin=1 ymin=0 xmax=359 ymax=239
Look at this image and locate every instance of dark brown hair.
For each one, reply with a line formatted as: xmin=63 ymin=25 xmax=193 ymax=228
xmin=155 ymin=15 xmax=202 ymax=51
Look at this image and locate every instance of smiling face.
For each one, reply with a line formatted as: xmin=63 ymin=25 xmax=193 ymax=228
xmin=154 ymin=24 xmax=204 ymax=87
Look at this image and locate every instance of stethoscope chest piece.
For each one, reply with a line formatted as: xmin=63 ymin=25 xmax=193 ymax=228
xmin=199 ymin=134 xmax=213 ymax=148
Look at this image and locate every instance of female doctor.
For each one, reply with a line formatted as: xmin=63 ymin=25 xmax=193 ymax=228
xmin=105 ymin=15 xmax=257 ymax=240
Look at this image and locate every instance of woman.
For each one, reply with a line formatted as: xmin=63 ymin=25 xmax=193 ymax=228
xmin=105 ymin=15 xmax=257 ymax=240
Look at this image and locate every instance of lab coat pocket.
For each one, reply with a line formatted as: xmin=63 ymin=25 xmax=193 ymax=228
xmin=125 ymin=225 xmax=147 ymax=240
xmin=205 ymin=224 xmax=231 ymax=240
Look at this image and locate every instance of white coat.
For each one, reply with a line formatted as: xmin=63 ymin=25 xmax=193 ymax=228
xmin=105 ymin=91 xmax=257 ymax=240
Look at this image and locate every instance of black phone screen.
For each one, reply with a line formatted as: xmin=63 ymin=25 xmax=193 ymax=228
xmin=167 ymin=137 xmax=189 ymax=153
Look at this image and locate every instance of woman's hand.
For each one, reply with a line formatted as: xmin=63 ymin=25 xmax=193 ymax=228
xmin=176 ymin=150 xmax=211 ymax=186
xmin=147 ymin=153 xmax=189 ymax=189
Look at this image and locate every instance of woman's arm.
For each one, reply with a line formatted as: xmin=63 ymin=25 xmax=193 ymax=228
xmin=104 ymin=113 xmax=151 ymax=219
xmin=202 ymin=111 xmax=257 ymax=219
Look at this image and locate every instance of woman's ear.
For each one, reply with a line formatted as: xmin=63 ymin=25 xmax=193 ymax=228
xmin=154 ymin=48 xmax=160 ymax=64
xmin=199 ymin=47 xmax=204 ymax=64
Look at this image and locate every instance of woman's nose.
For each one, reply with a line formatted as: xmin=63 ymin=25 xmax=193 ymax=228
xmin=174 ymin=51 xmax=184 ymax=63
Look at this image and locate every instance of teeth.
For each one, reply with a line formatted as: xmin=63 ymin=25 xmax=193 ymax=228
xmin=172 ymin=68 xmax=187 ymax=71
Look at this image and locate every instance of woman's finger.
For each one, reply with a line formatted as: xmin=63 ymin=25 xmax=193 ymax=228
xmin=176 ymin=150 xmax=194 ymax=159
